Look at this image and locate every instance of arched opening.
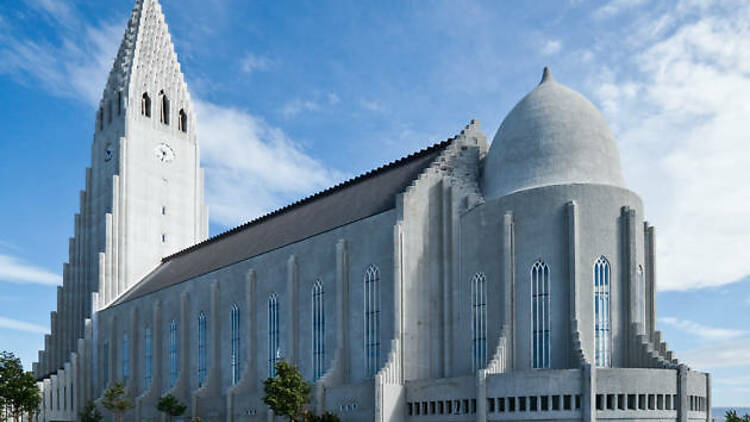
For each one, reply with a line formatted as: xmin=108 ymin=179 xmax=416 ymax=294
xmin=312 ymin=280 xmax=325 ymax=380
xmin=141 ymin=92 xmax=151 ymax=117
xmin=530 ymin=261 xmax=550 ymax=369
xmin=471 ymin=272 xmax=487 ymax=371
xmin=593 ymin=256 xmax=611 ymax=367
xmin=268 ymin=293 xmax=280 ymax=377
xmin=160 ymin=92 xmax=170 ymax=125
xmin=364 ymin=265 xmax=380 ymax=377
xmin=230 ymin=304 xmax=241 ymax=384
xmin=178 ymin=109 xmax=188 ymax=133
xmin=197 ymin=312 xmax=206 ymax=386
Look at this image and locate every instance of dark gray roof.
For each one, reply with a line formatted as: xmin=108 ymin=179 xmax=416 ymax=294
xmin=111 ymin=138 xmax=452 ymax=306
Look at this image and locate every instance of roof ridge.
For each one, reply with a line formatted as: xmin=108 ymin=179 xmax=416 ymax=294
xmin=162 ymin=137 xmax=454 ymax=262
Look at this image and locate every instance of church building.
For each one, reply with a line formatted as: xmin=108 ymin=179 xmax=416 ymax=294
xmin=33 ymin=1 xmax=711 ymax=421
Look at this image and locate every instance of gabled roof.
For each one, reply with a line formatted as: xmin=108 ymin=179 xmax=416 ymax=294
xmin=111 ymin=137 xmax=454 ymax=306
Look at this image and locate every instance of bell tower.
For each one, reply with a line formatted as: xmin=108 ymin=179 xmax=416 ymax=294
xmin=35 ymin=0 xmax=208 ymax=378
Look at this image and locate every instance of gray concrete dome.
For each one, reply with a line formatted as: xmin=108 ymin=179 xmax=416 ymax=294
xmin=482 ymin=67 xmax=626 ymax=199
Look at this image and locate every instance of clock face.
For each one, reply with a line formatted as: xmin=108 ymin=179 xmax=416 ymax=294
xmin=155 ymin=143 xmax=175 ymax=163
xmin=104 ymin=143 xmax=113 ymax=162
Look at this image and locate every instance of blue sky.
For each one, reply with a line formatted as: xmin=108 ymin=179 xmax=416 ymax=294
xmin=1 ymin=0 xmax=749 ymax=407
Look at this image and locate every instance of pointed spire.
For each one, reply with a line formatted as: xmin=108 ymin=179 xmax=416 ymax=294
xmin=540 ymin=67 xmax=554 ymax=84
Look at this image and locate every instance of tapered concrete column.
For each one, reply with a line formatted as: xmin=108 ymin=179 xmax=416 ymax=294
xmin=440 ymin=184 xmax=452 ymax=378
xmin=336 ymin=239 xmax=350 ymax=382
xmin=582 ymin=364 xmax=596 ymax=422
xmin=677 ymin=365 xmax=688 ymax=422
xmin=501 ymin=212 xmax=515 ymax=370
xmin=566 ymin=201 xmax=578 ymax=366
xmin=645 ymin=224 xmax=657 ymax=341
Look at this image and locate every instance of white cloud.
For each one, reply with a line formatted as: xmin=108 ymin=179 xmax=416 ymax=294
xmin=593 ymin=0 xmax=648 ymax=19
xmin=360 ymin=99 xmax=386 ymax=113
xmin=677 ymin=338 xmax=750 ymax=370
xmin=0 ymin=316 xmax=48 ymax=334
xmin=659 ymin=317 xmax=747 ymax=340
xmin=588 ymin=1 xmax=750 ymax=290
xmin=240 ymin=52 xmax=272 ymax=73
xmin=0 ymin=254 xmax=61 ymax=286
xmin=195 ymin=100 xmax=345 ymax=227
xmin=327 ymin=92 xmax=340 ymax=105
xmin=541 ymin=39 xmax=562 ymax=56
xmin=0 ymin=18 xmax=121 ymax=107
xmin=281 ymin=98 xmax=320 ymax=118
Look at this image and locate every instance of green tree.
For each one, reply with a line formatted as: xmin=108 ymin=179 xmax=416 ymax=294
xmin=725 ymin=410 xmax=750 ymax=422
xmin=0 ymin=351 xmax=41 ymax=422
xmin=101 ymin=382 xmax=134 ymax=422
xmin=157 ymin=394 xmax=187 ymax=422
xmin=80 ymin=400 xmax=103 ymax=422
xmin=262 ymin=360 xmax=311 ymax=422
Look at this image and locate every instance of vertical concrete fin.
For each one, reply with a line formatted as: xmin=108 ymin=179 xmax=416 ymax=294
xmin=287 ymin=255 xmax=299 ymax=365
xmin=501 ymin=211 xmax=515 ymax=370
xmin=441 ymin=184 xmax=453 ymax=377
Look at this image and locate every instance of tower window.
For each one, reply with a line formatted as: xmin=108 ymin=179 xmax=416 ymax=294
xmin=197 ymin=312 xmax=206 ymax=387
xmin=144 ymin=327 xmax=152 ymax=389
xmin=169 ymin=319 xmax=178 ymax=388
xmin=141 ymin=92 xmax=151 ymax=117
xmin=178 ymin=109 xmax=188 ymax=133
xmin=231 ymin=304 xmax=241 ymax=384
xmin=471 ymin=272 xmax=487 ymax=371
xmin=531 ymin=261 xmax=551 ymax=369
xmin=364 ymin=265 xmax=380 ymax=377
xmin=98 ymin=107 xmax=103 ymax=130
xmin=268 ymin=293 xmax=280 ymax=377
xmin=117 ymin=91 xmax=122 ymax=115
xmin=162 ymin=233 xmax=166 ymax=243
xmin=312 ymin=279 xmax=325 ymax=380
xmin=160 ymin=92 xmax=170 ymax=125
xmin=594 ymin=256 xmax=611 ymax=367
xmin=162 ymin=206 xmax=166 ymax=215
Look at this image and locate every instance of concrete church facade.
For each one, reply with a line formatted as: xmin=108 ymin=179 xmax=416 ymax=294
xmin=33 ymin=1 xmax=711 ymax=422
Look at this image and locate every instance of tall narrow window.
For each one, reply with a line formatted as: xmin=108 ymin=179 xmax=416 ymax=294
xmin=98 ymin=107 xmax=103 ymax=130
xmin=117 ymin=91 xmax=122 ymax=115
xmin=471 ymin=272 xmax=488 ymax=371
xmin=141 ymin=93 xmax=151 ymax=117
xmin=122 ymin=334 xmax=129 ymax=381
xmin=197 ymin=312 xmax=207 ymax=387
xmin=365 ymin=265 xmax=380 ymax=377
xmin=102 ymin=342 xmax=109 ymax=386
xmin=160 ymin=92 xmax=170 ymax=125
xmin=531 ymin=261 xmax=551 ymax=369
xmin=178 ymin=109 xmax=188 ymax=133
xmin=231 ymin=304 xmax=241 ymax=384
xmin=594 ymin=257 xmax=611 ymax=367
xmin=312 ymin=280 xmax=325 ymax=380
xmin=268 ymin=293 xmax=280 ymax=377
xmin=169 ymin=319 xmax=178 ymax=387
xmin=637 ymin=265 xmax=645 ymax=325
xmin=144 ymin=327 xmax=152 ymax=389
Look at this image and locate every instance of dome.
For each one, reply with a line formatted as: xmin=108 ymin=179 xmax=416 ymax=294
xmin=482 ymin=68 xmax=625 ymax=199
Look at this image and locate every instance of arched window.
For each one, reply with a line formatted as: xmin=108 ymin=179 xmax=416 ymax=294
xmin=197 ymin=312 xmax=207 ymax=387
xmin=169 ymin=319 xmax=178 ymax=387
xmin=141 ymin=92 xmax=151 ymax=117
xmin=637 ymin=265 xmax=645 ymax=325
xmin=531 ymin=261 xmax=551 ymax=369
xmin=268 ymin=293 xmax=280 ymax=377
xmin=144 ymin=327 xmax=152 ymax=389
xmin=312 ymin=280 xmax=325 ymax=380
xmin=594 ymin=257 xmax=611 ymax=367
xmin=364 ymin=265 xmax=380 ymax=377
xmin=471 ymin=272 xmax=488 ymax=371
xmin=178 ymin=109 xmax=188 ymax=133
xmin=122 ymin=334 xmax=129 ymax=381
xmin=231 ymin=304 xmax=241 ymax=384
xmin=160 ymin=92 xmax=170 ymax=125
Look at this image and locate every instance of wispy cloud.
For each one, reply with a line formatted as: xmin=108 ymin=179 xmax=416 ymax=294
xmin=240 ymin=52 xmax=273 ymax=74
xmin=593 ymin=0 xmax=648 ymax=19
xmin=281 ymin=98 xmax=320 ymax=118
xmin=360 ymin=99 xmax=386 ymax=113
xmin=677 ymin=338 xmax=750 ymax=370
xmin=541 ymin=39 xmax=562 ymax=56
xmin=0 ymin=316 xmax=48 ymax=334
xmin=0 ymin=254 xmax=61 ymax=286
xmin=327 ymin=92 xmax=340 ymax=105
xmin=660 ymin=317 xmax=747 ymax=340
xmin=195 ymin=100 xmax=345 ymax=226
xmin=586 ymin=0 xmax=750 ymax=290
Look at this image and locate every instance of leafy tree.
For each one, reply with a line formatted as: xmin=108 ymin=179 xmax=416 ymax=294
xmin=302 ymin=410 xmax=341 ymax=422
xmin=157 ymin=394 xmax=187 ymax=422
xmin=262 ymin=360 xmax=311 ymax=422
xmin=726 ymin=410 xmax=750 ymax=422
xmin=79 ymin=400 xmax=103 ymax=422
xmin=0 ymin=351 xmax=41 ymax=422
xmin=101 ymin=382 xmax=134 ymax=422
